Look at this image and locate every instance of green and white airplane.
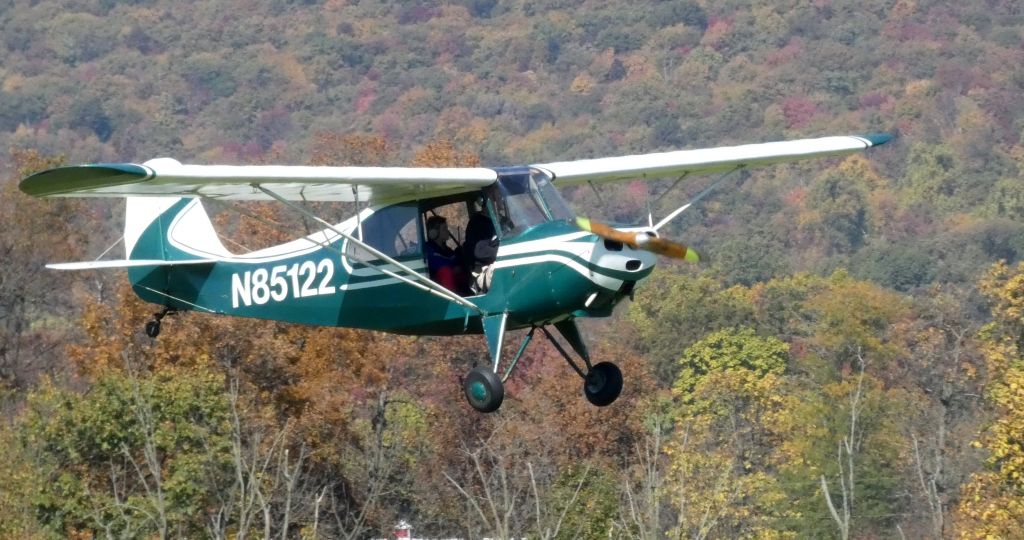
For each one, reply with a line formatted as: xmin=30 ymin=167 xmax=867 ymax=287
xmin=19 ymin=134 xmax=891 ymax=412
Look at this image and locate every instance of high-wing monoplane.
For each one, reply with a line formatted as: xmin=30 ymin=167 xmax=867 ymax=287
xmin=19 ymin=134 xmax=891 ymax=412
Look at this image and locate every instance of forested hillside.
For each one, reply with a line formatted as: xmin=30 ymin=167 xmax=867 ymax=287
xmin=2 ymin=0 xmax=1024 ymax=537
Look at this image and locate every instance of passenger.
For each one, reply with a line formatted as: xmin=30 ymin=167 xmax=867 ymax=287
xmin=463 ymin=195 xmax=500 ymax=294
xmin=424 ymin=215 xmax=469 ymax=295
xmin=464 ymin=196 xmax=499 ymax=269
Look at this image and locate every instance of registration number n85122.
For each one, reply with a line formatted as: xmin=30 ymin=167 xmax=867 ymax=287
xmin=231 ymin=259 xmax=336 ymax=308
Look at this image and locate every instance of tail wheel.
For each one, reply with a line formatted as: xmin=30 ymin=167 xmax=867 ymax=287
xmin=143 ymin=308 xmax=175 ymax=339
xmin=584 ymin=362 xmax=623 ymax=407
xmin=463 ymin=366 xmax=505 ymax=413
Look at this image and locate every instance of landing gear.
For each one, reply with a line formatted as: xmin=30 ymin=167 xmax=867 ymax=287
xmin=584 ymin=362 xmax=623 ymax=407
xmin=144 ymin=307 xmax=176 ymax=338
xmin=463 ymin=366 xmax=504 ymax=413
xmin=543 ymin=321 xmax=624 ymax=408
xmin=464 ymin=316 xmax=623 ymax=412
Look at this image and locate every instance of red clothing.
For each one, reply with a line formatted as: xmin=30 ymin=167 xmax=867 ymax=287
xmin=425 ymin=240 xmax=467 ymax=294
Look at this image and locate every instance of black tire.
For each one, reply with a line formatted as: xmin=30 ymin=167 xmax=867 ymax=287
xmin=144 ymin=320 xmax=161 ymax=338
xmin=463 ymin=366 xmax=504 ymax=413
xmin=584 ymin=362 xmax=623 ymax=407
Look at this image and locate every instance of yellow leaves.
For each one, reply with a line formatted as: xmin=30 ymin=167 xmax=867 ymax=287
xmin=954 ymin=471 xmax=1024 ymax=538
xmin=905 ymin=79 xmax=936 ymax=98
xmin=395 ymin=87 xmax=435 ymax=115
xmin=270 ymin=50 xmax=314 ymax=90
xmin=835 ymin=154 xmax=887 ymax=190
xmin=570 ymin=73 xmax=595 ymax=94
xmin=978 ymin=261 xmax=1024 ymax=378
xmin=2 ymin=72 xmax=25 ymax=92
xmin=803 ymin=274 xmax=910 ymax=362
xmin=890 ymin=0 xmax=917 ymax=21
xmin=953 ymin=262 xmax=1024 ymax=536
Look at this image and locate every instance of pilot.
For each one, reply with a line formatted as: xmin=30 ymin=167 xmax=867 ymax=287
xmin=424 ymin=215 xmax=468 ymax=294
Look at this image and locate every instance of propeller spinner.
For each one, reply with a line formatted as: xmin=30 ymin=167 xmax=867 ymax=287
xmin=576 ymin=217 xmax=699 ymax=262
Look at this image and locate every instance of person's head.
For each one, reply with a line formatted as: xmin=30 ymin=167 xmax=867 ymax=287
xmin=426 ymin=215 xmax=449 ymax=243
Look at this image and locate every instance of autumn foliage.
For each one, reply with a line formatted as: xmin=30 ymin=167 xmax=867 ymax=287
xmin=3 ymin=0 xmax=1024 ymax=536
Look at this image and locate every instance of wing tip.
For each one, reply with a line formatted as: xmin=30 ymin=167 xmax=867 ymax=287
xmin=857 ymin=133 xmax=894 ymax=147
xmin=19 ymin=163 xmax=151 ymax=198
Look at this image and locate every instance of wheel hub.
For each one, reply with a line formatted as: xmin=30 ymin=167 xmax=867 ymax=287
xmin=468 ymin=380 xmax=488 ymax=402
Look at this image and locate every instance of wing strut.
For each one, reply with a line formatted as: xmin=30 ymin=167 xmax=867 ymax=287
xmin=653 ymin=166 xmax=742 ymax=232
xmin=253 ymin=184 xmax=484 ymax=315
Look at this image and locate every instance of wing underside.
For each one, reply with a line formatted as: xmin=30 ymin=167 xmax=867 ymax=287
xmin=20 ymin=159 xmax=500 ymax=202
xmin=19 ymin=134 xmax=891 ymax=202
xmin=534 ymin=134 xmax=893 ymax=185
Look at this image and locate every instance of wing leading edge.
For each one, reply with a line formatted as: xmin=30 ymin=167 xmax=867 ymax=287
xmin=533 ymin=134 xmax=893 ymax=186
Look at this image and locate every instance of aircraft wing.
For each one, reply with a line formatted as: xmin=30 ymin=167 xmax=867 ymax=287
xmin=19 ymin=158 xmax=499 ymax=202
xmin=533 ymin=134 xmax=892 ymax=186
xmin=20 ymin=134 xmax=891 ymax=202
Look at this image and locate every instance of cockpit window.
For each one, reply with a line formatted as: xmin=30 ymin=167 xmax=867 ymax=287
xmin=345 ymin=202 xmax=420 ymax=263
xmin=494 ymin=171 xmax=547 ymax=236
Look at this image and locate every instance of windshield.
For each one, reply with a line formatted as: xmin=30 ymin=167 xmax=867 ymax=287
xmin=493 ymin=168 xmax=575 ymax=236
xmin=531 ymin=168 xmax=574 ymax=222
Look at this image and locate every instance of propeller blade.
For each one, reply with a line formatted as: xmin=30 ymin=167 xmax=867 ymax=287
xmin=576 ymin=217 xmax=699 ymax=262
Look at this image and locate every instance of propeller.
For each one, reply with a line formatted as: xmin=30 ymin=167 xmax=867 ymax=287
xmin=576 ymin=217 xmax=699 ymax=262
xmin=574 ymin=168 xmax=745 ymax=263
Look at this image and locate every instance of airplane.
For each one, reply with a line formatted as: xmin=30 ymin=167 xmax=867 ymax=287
xmin=19 ymin=133 xmax=892 ymax=412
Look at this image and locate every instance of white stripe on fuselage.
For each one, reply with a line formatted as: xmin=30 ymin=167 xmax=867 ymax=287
xmin=339 ymin=237 xmax=626 ymax=292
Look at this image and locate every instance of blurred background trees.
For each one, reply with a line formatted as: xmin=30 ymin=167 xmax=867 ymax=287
xmin=2 ymin=0 xmax=1024 ymax=536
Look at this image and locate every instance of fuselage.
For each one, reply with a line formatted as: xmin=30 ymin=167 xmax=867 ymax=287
xmin=127 ymin=176 xmax=656 ymax=335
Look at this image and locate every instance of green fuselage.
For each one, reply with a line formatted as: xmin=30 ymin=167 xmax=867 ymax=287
xmin=127 ymin=201 xmax=654 ymax=335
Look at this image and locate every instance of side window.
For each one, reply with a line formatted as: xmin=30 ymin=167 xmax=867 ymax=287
xmin=425 ymin=200 xmax=470 ymax=245
xmin=345 ymin=202 xmax=421 ymax=263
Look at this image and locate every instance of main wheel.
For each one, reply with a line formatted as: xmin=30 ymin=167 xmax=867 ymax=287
xmin=144 ymin=320 xmax=161 ymax=338
xmin=463 ymin=366 xmax=504 ymax=413
xmin=584 ymin=362 xmax=623 ymax=407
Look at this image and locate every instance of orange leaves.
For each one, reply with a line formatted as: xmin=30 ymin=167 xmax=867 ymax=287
xmin=411 ymin=139 xmax=481 ymax=167
xmin=309 ymin=132 xmax=390 ymax=166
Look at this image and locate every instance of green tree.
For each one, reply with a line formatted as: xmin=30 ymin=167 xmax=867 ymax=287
xmin=668 ymin=328 xmax=792 ymax=538
xmin=628 ymin=270 xmax=756 ymax=383
xmin=673 ymin=326 xmax=788 ymax=398
xmin=22 ymin=365 xmax=233 ymax=538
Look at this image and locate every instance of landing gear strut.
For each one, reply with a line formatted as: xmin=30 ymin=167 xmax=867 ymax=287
xmin=542 ymin=322 xmax=623 ymax=408
xmin=462 ymin=315 xmax=623 ymax=413
xmin=144 ymin=307 xmax=176 ymax=338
